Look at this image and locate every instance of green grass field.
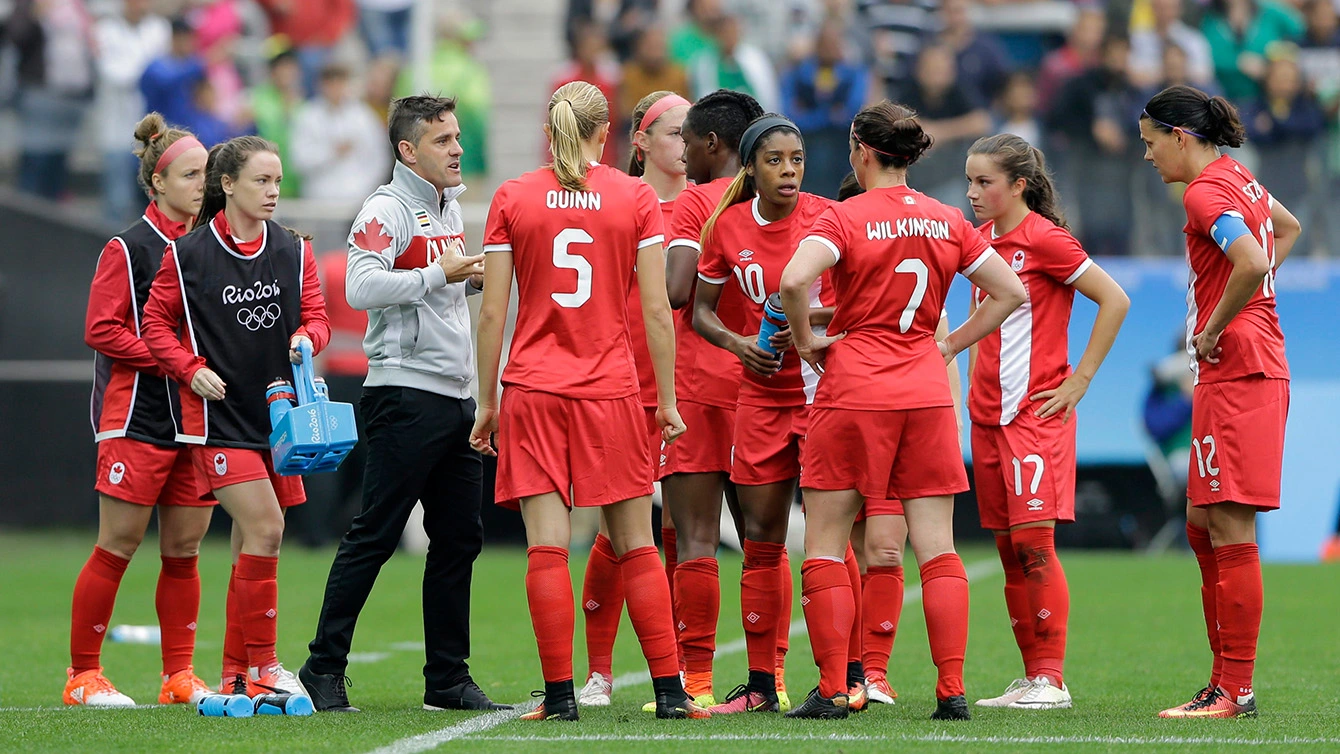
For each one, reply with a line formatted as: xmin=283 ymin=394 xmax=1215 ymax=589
xmin=1 ymin=531 xmax=1337 ymax=753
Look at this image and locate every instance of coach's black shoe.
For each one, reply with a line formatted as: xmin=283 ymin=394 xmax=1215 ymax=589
xmin=931 ymin=695 xmax=972 ymax=720
xmin=425 ymin=678 xmax=514 ymax=711
xmin=653 ymin=675 xmax=712 ymax=718
xmin=784 ymin=687 xmax=850 ymax=719
xmin=520 ymin=683 xmax=578 ymax=721
xmin=299 ymin=661 xmax=360 ymax=713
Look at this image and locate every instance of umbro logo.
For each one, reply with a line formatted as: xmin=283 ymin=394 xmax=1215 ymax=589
xmin=265 ymin=609 xmax=276 ymax=619
xmin=1037 ymin=609 xmax=1052 ymax=620
xmin=1210 ymin=480 xmax=1221 ymax=490
xmin=1026 ymin=498 xmax=1044 ymax=511
xmin=879 ymin=621 xmax=894 ymax=631
xmin=745 ymin=612 xmax=761 ymax=624
xmin=585 ymin=600 xmax=599 ymax=611
xmin=678 ymin=621 xmax=687 ymax=631
xmin=739 ymin=249 xmax=755 ymax=260
xmin=93 ymin=624 xmax=106 ymax=634
xmin=1010 ymin=618 xmax=1018 ymax=627
xmin=800 ymin=596 xmax=810 ymax=606
xmin=186 ymin=622 xmax=197 ymax=632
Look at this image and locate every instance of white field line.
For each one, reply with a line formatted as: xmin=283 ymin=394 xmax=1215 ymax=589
xmin=0 ymin=704 xmax=164 ymax=712
xmin=477 ymin=733 xmax=1340 ymax=747
xmin=362 ymin=557 xmax=1001 ymax=754
xmin=348 ymin=652 xmax=394 ymax=664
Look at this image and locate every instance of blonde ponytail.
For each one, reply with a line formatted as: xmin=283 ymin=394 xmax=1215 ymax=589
xmin=547 ymin=81 xmax=610 ymax=193
xmin=699 ymin=167 xmax=754 ymax=246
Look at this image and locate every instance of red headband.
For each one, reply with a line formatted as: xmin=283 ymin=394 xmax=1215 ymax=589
xmin=639 ymin=94 xmax=691 ymax=134
xmin=154 ymin=135 xmax=205 ymax=175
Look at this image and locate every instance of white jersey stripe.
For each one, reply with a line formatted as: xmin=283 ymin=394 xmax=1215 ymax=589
xmin=801 ymin=277 xmax=825 ymax=405
xmin=997 ymin=294 xmax=1033 ymax=425
xmin=1185 ymin=255 xmax=1200 ymax=385
xmin=1063 ymin=258 xmax=1093 ymax=286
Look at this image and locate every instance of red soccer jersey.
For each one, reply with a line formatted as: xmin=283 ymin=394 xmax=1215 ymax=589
xmin=483 ymin=164 xmax=665 ymax=399
xmin=667 ymin=177 xmax=750 ymax=408
xmin=626 ymin=198 xmax=678 ymax=408
xmin=698 ymin=193 xmax=834 ymax=407
xmin=969 ymin=211 xmax=1092 ymax=426
xmin=1181 ymin=155 xmax=1289 ymax=384
xmin=804 ymin=185 xmax=993 ymax=410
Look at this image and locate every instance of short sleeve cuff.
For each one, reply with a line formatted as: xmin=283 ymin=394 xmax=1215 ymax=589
xmin=698 ymin=272 xmax=730 ymax=284
xmin=963 ymin=247 xmax=996 ymax=276
xmin=638 ymin=234 xmax=665 ymax=249
xmin=804 ymin=235 xmax=842 ymax=262
xmin=669 ymin=238 xmax=701 ymax=252
xmin=482 ymin=243 xmax=512 ymax=253
xmin=1063 ymin=258 xmax=1094 ymax=286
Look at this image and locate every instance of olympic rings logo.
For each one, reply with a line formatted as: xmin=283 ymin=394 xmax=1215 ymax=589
xmin=237 ymin=303 xmax=282 ymax=331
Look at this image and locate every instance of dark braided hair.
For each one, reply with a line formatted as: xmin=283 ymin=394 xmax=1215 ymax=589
xmin=683 ymin=89 xmax=764 ymax=156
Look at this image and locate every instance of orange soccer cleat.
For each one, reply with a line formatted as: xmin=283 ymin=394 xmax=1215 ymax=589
xmin=64 ymin=667 xmax=135 ymax=707
xmin=1159 ymin=686 xmax=1256 ymax=719
xmin=159 ymin=666 xmax=213 ymax=704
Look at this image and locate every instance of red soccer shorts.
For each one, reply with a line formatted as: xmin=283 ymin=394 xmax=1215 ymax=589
xmin=971 ymin=414 xmax=1076 ymax=531
xmin=659 ymin=399 xmax=735 ymax=478
xmin=730 ymin=403 xmax=808 ymax=486
xmin=95 ymin=438 xmax=207 ymax=507
xmin=855 ymin=497 xmax=904 ymax=523
xmin=643 ymin=406 xmax=662 ymax=479
xmin=802 ymin=406 xmax=967 ymax=500
xmin=190 ymin=447 xmax=306 ymax=508
xmin=495 ymin=387 xmax=654 ymax=509
xmin=1188 ymin=376 xmax=1288 ymax=511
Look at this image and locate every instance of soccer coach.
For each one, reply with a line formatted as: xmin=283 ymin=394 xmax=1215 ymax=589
xmin=299 ymin=95 xmax=509 ymax=713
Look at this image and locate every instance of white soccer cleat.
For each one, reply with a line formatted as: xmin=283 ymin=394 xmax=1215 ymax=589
xmin=64 ymin=668 xmax=137 ymax=707
xmin=250 ymin=661 xmax=310 ymax=698
xmin=578 ymin=672 xmax=613 ymax=707
xmin=865 ymin=675 xmax=897 ymax=705
xmin=1007 ymin=677 xmax=1072 ymax=710
xmin=975 ymin=677 xmax=1033 ymax=707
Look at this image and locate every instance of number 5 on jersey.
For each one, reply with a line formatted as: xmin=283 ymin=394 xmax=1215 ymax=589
xmin=552 ymin=228 xmax=593 ymax=308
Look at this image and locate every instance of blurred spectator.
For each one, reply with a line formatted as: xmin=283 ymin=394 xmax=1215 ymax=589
xmin=939 ymin=0 xmax=1013 ymax=107
xmin=549 ymin=21 xmax=621 ymax=166
xmin=1143 ymin=342 xmax=1194 ymax=489
xmin=896 ymin=43 xmax=989 ymax=208
xmin=1297 ymin=0 xmax=1340 ymax=255
xmin=689 ymin=14 xmax=780 ymax=112
xmin=670 ymin=0 xmax=722 ymax=67
xmin=357 ymin=0 xmax=413 ymax=62
xmin=94 ymin=0 xmax=171 ymax=222
xmin=992 ymin=71 xmax=1041 ymax=146
xmin=193 ymin=0 xmax=248 ymax=129
xmin=1134 ymin=41 xmax=1205 ymax=256
xmin=254 ymin=0 xmax=357 ymax=95
xmin=1244 ymin=52 xmax=1326 ymax=252
xmin=140 ymin=18 xmax=206 ymax=131
xmin=1036 ymin=6 xmax=1105 ymax=113
xmin=251 ymin=45 xmax=304 ymax=197
xmin=1048 ymin=34 xmax=1142 ymax=256
xmin=182 ymin=77 xmax=249 ymax=146
xmin=785 ymin=0 xmax=866 ymax=66
xmin=1129 ymin=0 xmax=1215 ymax=89
xmin=4 ymin=0 xmax=95 ymax=200
xmin=291 ymin=63 xmax=390 ymax=201
xmin=780 ymin=19 xmax=868 ymax=197
xmin=858 ymin=0 xmax=941 ymax=93
xmin=1202 ymin=0 xmax=1305 ymax=100
xmin=721 ymin=0 xmax=810 ymax=63
xmin=399 ymin=13 xmax=493 ymax=182
xmin=619 ymin=25 xmax=690 ymax=125
xmin=566 ymin=0 xmax=657 ymax=61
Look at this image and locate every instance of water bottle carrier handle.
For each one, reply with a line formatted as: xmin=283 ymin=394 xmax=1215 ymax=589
xmin=290 ymin=340 xmax=322 ymax=404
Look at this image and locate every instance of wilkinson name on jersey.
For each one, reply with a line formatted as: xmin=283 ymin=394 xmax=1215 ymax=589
xmin=546 ymin=190 xmax=602 ymax=211
xmin=867 ymin=218 xmax=951 ymax=241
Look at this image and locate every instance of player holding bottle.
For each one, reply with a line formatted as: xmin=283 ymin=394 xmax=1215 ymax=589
xmin=579 ymin=90 xmax=691 ymax=708
xmin=142 ymin=135 xmax=330 ymax=699
xmin=68 ymin=113 xmax=213 ymax=708
xmin=964 ymin=134 xmax=1129 ymax=711
xmin=1139 ymin=85 xmax=1299 ymax=719
xmin=661 ymin=89 xmax=768 ymax=708
xmin=692 ymin=114 xmax=831 ymax=714
xmin=780 ymin=101 xmax=1026 ymax=720
xmin=470 ymin=81 xmax=707 ymax=722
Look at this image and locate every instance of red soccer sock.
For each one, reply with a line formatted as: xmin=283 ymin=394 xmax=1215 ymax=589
xmin=222 ymin=565 xmax=247 ymax=677
xmin=581 ymin=534 xmax=624 ymax=679
xmin=776 ymin=547 xmax=793 ymax=672
xmin=619 ymin=546 xmax=680 ymax=679
xmin=862 ymin=565 xmax=905 ymax=677
xmin=801 ymin=558 xmax=854 ymax=699
xmin=234 ymin=554 xmax=279 ymax=673
xmin=1186 ymin=523 xmax=1223 ymax=688
xmin=741 ymin=540 xmax=783 ymax=674
xmin=996 ymin=533 xmax=1039 ymax=678
xmin=70 ymin=546 xmax=130 ymax=674
xmin=1214 ymin=542 xmax=1262 ymax=699
xmin=921 ymin=553 xmax=969 ymax=700
xmin=674 ymin=558 xmax=720 ymax=678
xmin=156 ymin=555 xmax=201 ymax=676
xmin=844 ymin=545 xmax=863 ymax=667
xmin=526 ymin=546 xmax=575 ymax=683
xmin=1011 ymin=527 xmax=1069 ymax=687
xmin=662 ymin=527 xmax=684 ymax=670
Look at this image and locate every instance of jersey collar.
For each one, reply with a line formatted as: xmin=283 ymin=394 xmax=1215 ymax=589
xmin=144 ymin=201 xmax=188 ymax=241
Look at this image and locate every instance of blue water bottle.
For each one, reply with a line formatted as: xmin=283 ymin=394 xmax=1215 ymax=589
xmin=756 ymin=293 xmax=788 ymax=359
xmin=266 ymin=379 xmax=297 ymax=431
xmin=197 ymin=693 xmax=254 ymax=717
xmin=253 ymin=693 xmax=315 ymax=716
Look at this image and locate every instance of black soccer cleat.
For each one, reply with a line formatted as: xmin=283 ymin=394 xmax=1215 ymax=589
xmin=298 ymin=661 xmax=360 ymax=712
xmin=653 ymin=674 xmax=712 ymax=718
xmin=783 ymin=687 xmax=850 ymax=719
xmin=931 ymin=694 xmax=972 ymax=720
xmin=424 ymin=678 xmax=514 ymax=711
xmin=519 ymin=684 xmax=579 ymax=721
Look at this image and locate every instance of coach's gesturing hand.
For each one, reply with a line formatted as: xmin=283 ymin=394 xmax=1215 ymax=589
xmin=436 ymin=237 xmax=486 ymax=284
xmin=191 ymin=367 xmax=227 ymax=400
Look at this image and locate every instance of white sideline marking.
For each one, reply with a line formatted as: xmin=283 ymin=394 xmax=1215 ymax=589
xmin=477 ymin=734 xmax=1340 ymax=747
xmin=362 ymin=557 xmax=999 ymax=754
xmin=0 ymin=704 xmax=164 ymax=711
xmin=348 ymin=652 xmax=393 ymax=664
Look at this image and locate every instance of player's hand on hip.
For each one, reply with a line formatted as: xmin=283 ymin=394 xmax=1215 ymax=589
xmin=1031 ymin=372 xmax=1091 ymax=424
xmin=437 ymin=237 xmax=487 ymax=284
xmin=657 ymin=405 xmax=687 ymax=446
xmin=469 ymin=405 xmax=499 ymax=457
xmin=289 ymin=334 xmax=312 ymax=364
xmin=191 ymin=367 xmax=227 ymax=401
xmin=796 ymin=331 xmax=845 ymax=376
xmin=1192 ymin=328 xmax=1222 ymax=364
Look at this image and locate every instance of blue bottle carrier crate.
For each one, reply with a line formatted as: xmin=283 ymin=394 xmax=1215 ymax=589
xmin=267 ymin=341 xmax=358 ymax=475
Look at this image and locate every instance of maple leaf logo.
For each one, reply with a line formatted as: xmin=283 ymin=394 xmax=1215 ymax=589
xmin=354 ymin=218 xmax=393 ymax=254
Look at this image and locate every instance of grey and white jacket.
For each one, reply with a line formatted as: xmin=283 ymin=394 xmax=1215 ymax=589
xmin=346 ymin=160 xmax=480 ymax=398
